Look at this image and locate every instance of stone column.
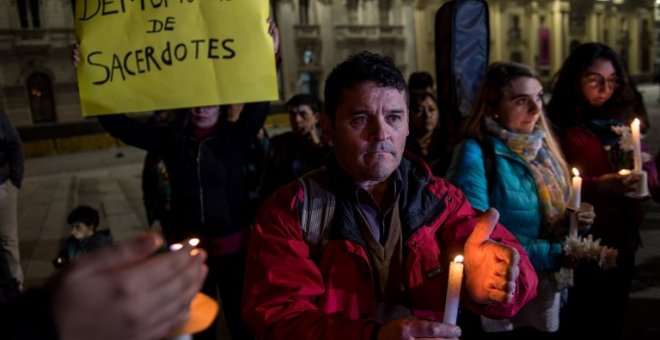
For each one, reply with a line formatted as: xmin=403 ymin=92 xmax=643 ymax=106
xmin=489 ymin=0 xmax=503 ymax=62
xmin=548 ymin=0 xmax=570 ymax=75
xmin=629 ymin=10 xmax=640 ymax=75
xmin=275 ymin=0 xmax=298 ymax=99
xmin=402 ymin=0 xmax=416 ymax=74
xmin=317 ymin=0 xmax=335 ymax=99
xmin=528 ymin=1 xmax=540 ymax=69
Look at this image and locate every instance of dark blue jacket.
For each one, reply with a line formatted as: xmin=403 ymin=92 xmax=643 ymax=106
xmin=98 ymin=102 xmax=268 ymax=254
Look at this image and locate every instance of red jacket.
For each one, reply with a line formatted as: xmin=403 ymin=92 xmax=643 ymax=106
xmin=243 ymin=157 xmax=538 ymax=339
xmin=558 ymin=126 xmax=658 ymax=251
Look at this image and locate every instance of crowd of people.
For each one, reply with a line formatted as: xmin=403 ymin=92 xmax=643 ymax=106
xmin=1 ymin=15 xmax=660 ymax=340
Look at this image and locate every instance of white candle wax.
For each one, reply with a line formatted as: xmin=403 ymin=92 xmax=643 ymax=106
xmin=632 ymin=118 xmax=642 ymax=172
xmin=443 ymin=255 xmax=464 ymax=325
xmin=570 ymin=168 xmax=582 ymax=210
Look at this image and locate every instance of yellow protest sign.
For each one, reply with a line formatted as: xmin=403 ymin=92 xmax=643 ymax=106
xmin=74 ymin=0 xmax=278 ymax=117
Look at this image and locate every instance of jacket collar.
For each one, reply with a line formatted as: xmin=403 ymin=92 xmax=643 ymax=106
xmin=324 ymin=154 xmax=446 ymax=248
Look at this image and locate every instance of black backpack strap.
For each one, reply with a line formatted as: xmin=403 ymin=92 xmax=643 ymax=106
xmin=298 ymin=167 xmax=335 ymax=259
xmin=477 ymin=138 xmax=495 ymax=195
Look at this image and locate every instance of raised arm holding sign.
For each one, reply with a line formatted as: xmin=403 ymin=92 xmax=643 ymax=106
xmin=72 ymin=7 xmax=280 ymax=337
xmin=74 ymin=0 xmax=278 ymax=116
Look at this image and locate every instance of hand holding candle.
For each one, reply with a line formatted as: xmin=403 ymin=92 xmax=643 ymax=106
xmin=464 ymin=208 xmax=521 ymax=305
xmin=443 ymin=255 xmax=464 ymax=325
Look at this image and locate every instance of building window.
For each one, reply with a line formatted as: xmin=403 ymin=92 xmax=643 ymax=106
xmin=27 ymin=73 xmax=57 ymax=124
xmin=297 ymin=72 xmax=320 ymax=98
xmin=17 ymin=0 xmax=41 ymax=28
xmin=303 ymin=49 xmax=314 ymax=65
xmin=299 ymin=0 xmax=310 ymax=24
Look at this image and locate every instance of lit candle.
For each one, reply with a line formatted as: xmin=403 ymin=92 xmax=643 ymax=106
xmin=618 ymin=169 xmax=631 ymax=176
xmin=570 ymin=168 xmax=582 ymax=210
xmin=169 ymin=237 xmax=200 ymax=251
xmin=443 ymin=255 xmax=464 ymax=325
xmin=632 ymin=118 xmax=642 ymax=172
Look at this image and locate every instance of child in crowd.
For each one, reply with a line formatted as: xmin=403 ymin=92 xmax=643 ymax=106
xmin=52 ymin=205 xmax=113 ymax=268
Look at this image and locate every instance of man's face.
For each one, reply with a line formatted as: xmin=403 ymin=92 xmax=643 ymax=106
xmin=190 ymin=106 xmax=221 ymax=129
xmin=288 ymin=104 xmax=319 ymax=136
xmin=328 ymin=81 xmax=409 ymax=186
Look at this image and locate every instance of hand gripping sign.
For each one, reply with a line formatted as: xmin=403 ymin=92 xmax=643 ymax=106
xmin=75 ymin=0 xmax=278 ymax=116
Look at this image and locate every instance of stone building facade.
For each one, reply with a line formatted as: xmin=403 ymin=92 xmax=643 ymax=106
xmin=0 ymin=0 xmax=656 ymax=127
xmin=414 ymin=0 xmax=657 ymax=84
xmin=273 ymin=0 xmax=417 ymax=100
xmin=0 ymin=0 xmax=78 ymax=126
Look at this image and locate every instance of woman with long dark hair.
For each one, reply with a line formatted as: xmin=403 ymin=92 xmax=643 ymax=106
xmin=546 ymin=42 xmax=658 ymax=339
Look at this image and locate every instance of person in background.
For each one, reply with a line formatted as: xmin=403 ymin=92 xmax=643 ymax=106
xmin=447 ymin=62 xmax=595 ymax=339
xmin=2 ymin=232 xmax=207 ymax=340
xmin=71 ymin=17 xmax=280 ymax=340
xmin=52 ymin=205 xmax=113 ymax=269
xmin=405 ymin=91 xmax=452 ymax=176
xmin=0 ymin=107 xmax=24 ymax=289
xmin=242 ymin=51 xmax=538 ymax=340
xmin=261 ymin=93 xmax=329 ymax=198
xmin=546 ymin=42 xmax=659 ymax=339
xmin=226 ymin=102 xmax=271 ymax=235
xmin=142 ymin=110 xmax=180 ymax=234
xmin=408 ymin=71 xmax=435 ymax=95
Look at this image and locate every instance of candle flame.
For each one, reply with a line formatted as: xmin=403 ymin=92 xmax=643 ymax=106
xmin=189 ymin=238 xmax=200 ymax=247
xmin=454 ymin=255 xmax=464 ymax=263
xmin=169 ymin=243 xmax=183 ymax=251
xmin=632 ymin=118 xmax=640 ymax=128
xmin=572 ymin=168 xmax=580 ymax=177
xmin=618 ymin=169 xmax=631 ymax=176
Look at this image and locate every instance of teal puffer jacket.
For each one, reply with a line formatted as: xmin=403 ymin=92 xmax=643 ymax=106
xmin=446 ymin=136 xmax=562 ymax=273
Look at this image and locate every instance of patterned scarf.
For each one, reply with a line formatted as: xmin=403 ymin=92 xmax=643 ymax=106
xmin=485 ymin=117 xmax=569 ymax=236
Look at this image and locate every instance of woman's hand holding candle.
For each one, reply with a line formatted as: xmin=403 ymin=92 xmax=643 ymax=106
xmin=464 ymin=208 xmax=520 ymax=305
xmin=596 ymin=172 xmax=638 ymax=196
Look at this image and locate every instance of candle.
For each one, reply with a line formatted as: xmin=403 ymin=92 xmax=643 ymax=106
xmin=169 ymin=237 xmax=200 ymax=251
xmin=618 ymin=169 xmax=631 ymax=176
xmin=632 ymin=118 xmax=642 ymax=172
xmin=443 ymin=255 xmax=464 ymax=325
xmin=570 ymin=168 xmax=582 ymax=210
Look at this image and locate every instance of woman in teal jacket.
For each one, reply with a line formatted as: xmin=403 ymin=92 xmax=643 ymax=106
xmin=446 ymin=62 xmax=594 ymax=339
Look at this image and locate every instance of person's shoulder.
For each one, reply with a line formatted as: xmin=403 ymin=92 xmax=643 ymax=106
xmin=88 ymin=229 xmax=113 ymax=245
xmin=460 ymin=138 xmax=482 ymax=152
xmin=268 ymin=131 xmax=299 ymax=150
xmin=256 ymin=180 xmax=303 ymax=224
xmin=269 ymin=131 xmax=296 ymax=143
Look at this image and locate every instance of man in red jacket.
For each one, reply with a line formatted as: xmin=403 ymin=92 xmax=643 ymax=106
xmin=243 ymin=51 xmax=538 ymax=339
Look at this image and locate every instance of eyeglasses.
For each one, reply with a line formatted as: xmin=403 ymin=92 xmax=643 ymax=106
xmin=582 ymin=73 xmax=620 ymax=89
